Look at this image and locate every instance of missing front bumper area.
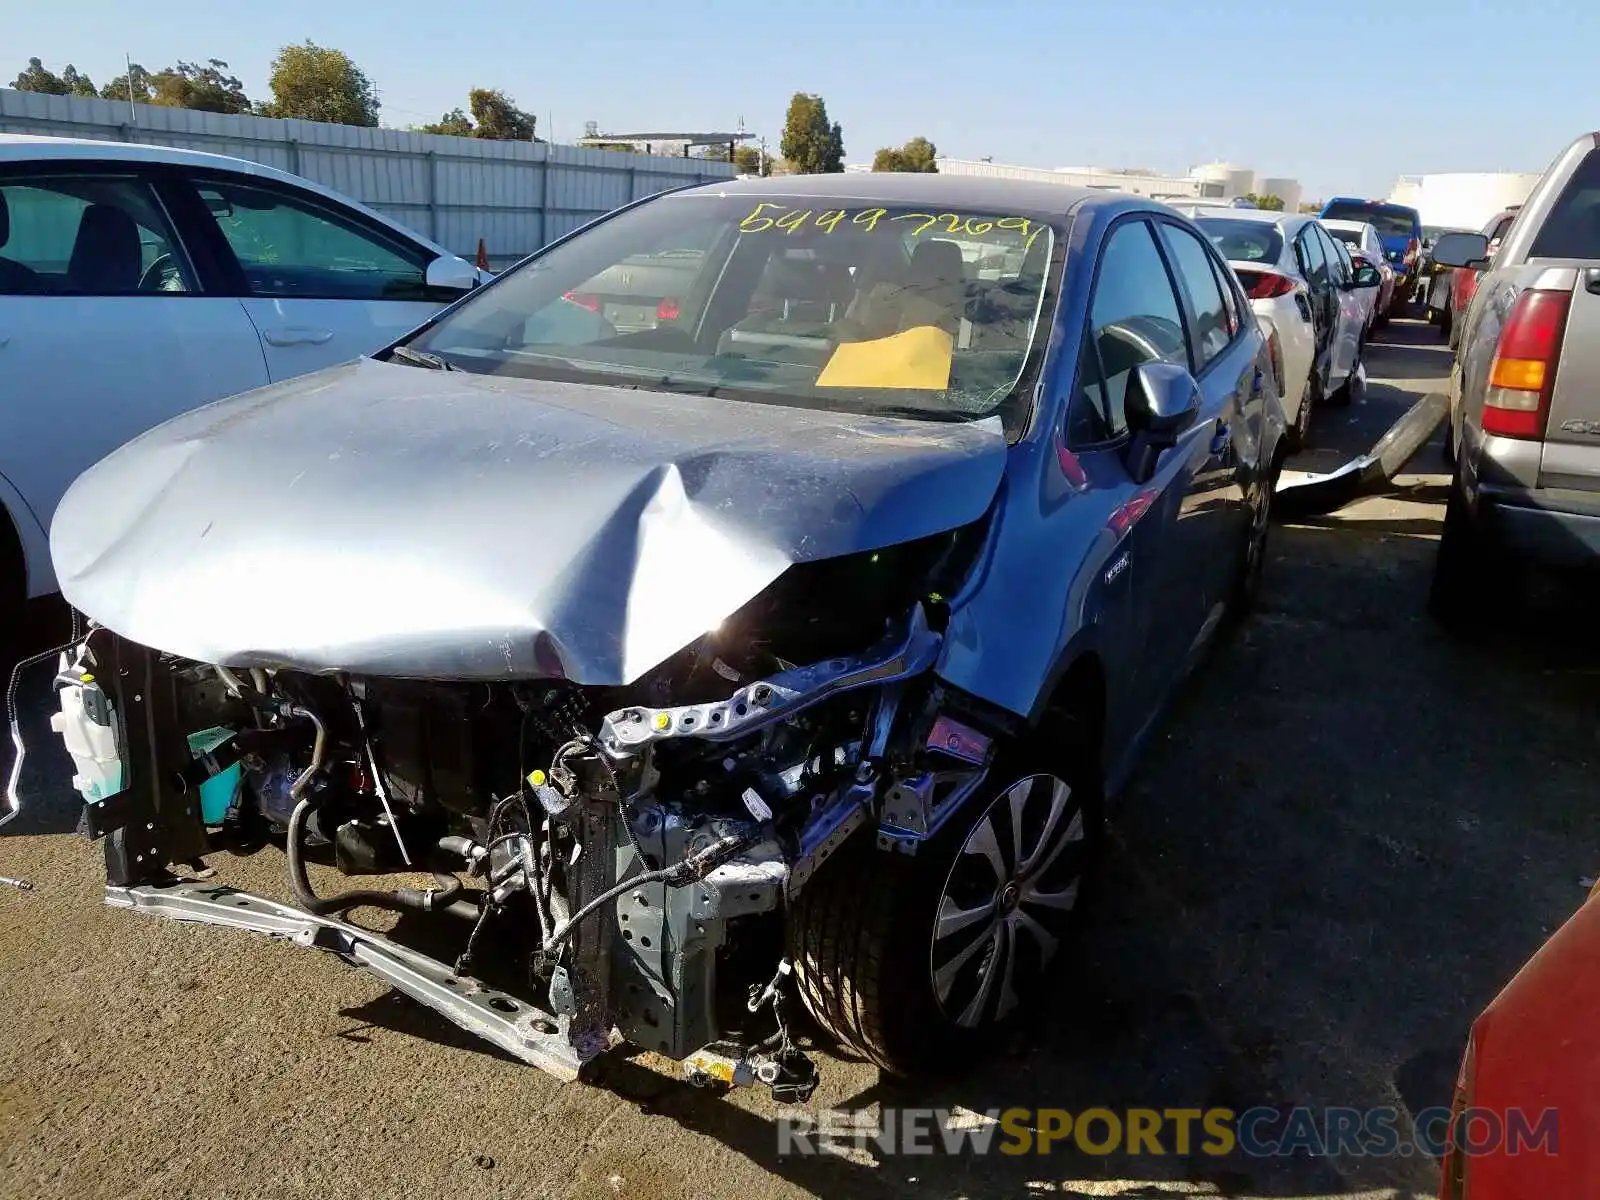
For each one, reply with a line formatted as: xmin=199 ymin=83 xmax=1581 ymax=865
xmin=60 ymin=602 xmax=992 ymax=1097
xmin=106 ymin=879 xmax=592 ymax=1080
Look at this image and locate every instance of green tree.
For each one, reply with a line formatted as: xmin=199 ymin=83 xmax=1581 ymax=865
xmin=12 ymin=57 xmax=67 ymax=94
xmin=60 ymin=64 xmax=98 ymax=97
xmin=1244 ymin=192 xmax=1286 ymax=211
xmin=1298 ymin=201 xmax=1321 ymax=214
xmin=260 ymin=42 xmax=379 ymax=126
xmin=150 ymin=60 xmax=250 ymax=114
xmin=100 ymin=63 xmax=155 ymax=105
xmin=468 ymin=88 xmax=536 ymax=140
xmin=417 ymin=107 xmax=473 ymax=137
xmin=872 ymin=136 xmax=938 ymax=173
xmin=780 ymin=93 xmax=844 ymax=174
xmin=732 ymin=145 xmax=766 ymax=176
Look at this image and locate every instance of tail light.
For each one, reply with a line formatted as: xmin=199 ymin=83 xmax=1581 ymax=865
xmin=563 ymin=291 xmax=602 ymax=312
xmin=1265 ymin=325 xmax=1285 ymax=393
xmin=1351 ymin=254 xmax=1371 ymax=271
xmin=1237 ymin=270 xmax=1297 ymax=300
xmin=656 ymin=296 xmax=681 ymax=321
xmin=1483 ymin=287 xmax=1571 ymax=438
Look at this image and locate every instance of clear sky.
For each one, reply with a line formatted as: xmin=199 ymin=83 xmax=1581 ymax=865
xmin=5 ymin=0 xmax=1595 ymax=199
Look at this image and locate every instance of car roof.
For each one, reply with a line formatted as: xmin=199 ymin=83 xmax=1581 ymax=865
xmin=674 ymin=172 xmax=1136 ymax=221
xmin=0 ymin=133 xmax=451 ymax=255
xmin=1319 ymin=218 xmax=1374 ymax=233
xmin=1185 ymin=209 xmax=1309 ymax=232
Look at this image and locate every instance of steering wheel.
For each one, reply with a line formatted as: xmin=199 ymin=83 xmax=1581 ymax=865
xmin=138 ymin=254 xmax=181 ymax=293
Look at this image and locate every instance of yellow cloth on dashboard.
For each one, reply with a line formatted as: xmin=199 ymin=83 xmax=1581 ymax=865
xmin=816 ymin=325 xmax=953 ymax=390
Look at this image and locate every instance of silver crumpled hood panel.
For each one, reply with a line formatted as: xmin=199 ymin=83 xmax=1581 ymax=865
xmin=51 ymin=358 xmax=1007 ymax=684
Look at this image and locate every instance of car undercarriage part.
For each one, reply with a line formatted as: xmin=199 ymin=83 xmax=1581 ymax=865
xmin=55 ymin=529 xmax=1025 ymax=1090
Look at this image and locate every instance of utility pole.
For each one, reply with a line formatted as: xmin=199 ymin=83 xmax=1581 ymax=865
xmin=125 ymin=53 xmax=137 ymax=123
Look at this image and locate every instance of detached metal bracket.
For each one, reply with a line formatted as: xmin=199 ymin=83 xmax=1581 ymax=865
xmin=106 ymin=881 xmax=594 ymax=1080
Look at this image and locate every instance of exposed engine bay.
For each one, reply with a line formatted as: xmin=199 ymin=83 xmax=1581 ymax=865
xmin=49 ymin=526 xmax=1013 ymax=1098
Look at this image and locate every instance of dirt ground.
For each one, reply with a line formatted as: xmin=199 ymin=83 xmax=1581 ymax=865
xmin=3 ymin=319 xmax=1596 ymax=1200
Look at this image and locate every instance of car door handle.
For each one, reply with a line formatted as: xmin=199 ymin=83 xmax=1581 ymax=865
xmin=262 ymin=327 xmax=335 ymax=347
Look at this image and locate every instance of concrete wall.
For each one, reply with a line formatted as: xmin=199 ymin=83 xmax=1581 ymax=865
xmin=0 ymin=88 xmax=736 ymax=269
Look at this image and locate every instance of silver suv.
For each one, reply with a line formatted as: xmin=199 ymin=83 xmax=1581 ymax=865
xmin=1430 ymin=132 xmax=1600 ymax=627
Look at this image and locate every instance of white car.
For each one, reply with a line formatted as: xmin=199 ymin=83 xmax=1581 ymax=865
xmin=1179 ymin=208 xmax=1375 ymax=450
xmin=1319 ymin=218 xmax=1396 ymax=330
xmin=0 ymin=134 xmax=489 ymax=624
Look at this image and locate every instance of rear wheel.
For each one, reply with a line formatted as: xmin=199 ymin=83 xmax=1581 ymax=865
xmin=1429 ymin=468 xmax=1518 ymax=634
xmin=1232 ymin=453 xmax=1278 ymax=617
xmin=1328 ymin=346 xmax=1361 ymax=407
xmin=790 ymin=711 xmax=1105 ymax=1079
xmin=1439 ymin=305 xmax=1453 ymax=343
xmin=1283 ymin=365 xmax=1318 ymax=453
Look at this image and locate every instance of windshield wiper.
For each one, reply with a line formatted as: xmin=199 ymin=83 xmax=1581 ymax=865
xmin=387 ymin=345 xmax=455 ymax=371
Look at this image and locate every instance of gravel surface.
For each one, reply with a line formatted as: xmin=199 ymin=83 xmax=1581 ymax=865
xmin=2 ymin=319 xmax=1595 ymax=1200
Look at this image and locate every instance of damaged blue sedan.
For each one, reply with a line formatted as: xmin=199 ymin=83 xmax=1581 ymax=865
xmin=37 ymin=174 xmax=1285 ymax=1095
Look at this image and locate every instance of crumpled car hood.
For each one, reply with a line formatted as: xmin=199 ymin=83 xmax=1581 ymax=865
xmin=51 ymin=358 xmax=1007 ymax=684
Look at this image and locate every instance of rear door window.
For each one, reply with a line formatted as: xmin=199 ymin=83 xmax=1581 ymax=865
xmin=1070 ymin=219 xmax=1188 ymax=444
xmin=1529 ymin=153 xmax=1600 ymax=258
xmin=1159 ymin=222 xmax=1234 ymax=369
xmin=1295 ymin=228 xmax=1327 ymax=286
xmin=0 ymin=173 xmax=191 ymax=295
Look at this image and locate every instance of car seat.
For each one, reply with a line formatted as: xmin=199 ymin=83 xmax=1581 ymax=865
xmin=846 ymin=239 xmax=967 ymax=339
xmin=0 ymin=192 xmax=46 ymax=294
xmin=67 ymin=204 xmax=143 ymax=295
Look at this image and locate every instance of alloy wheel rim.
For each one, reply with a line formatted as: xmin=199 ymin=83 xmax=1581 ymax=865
xmin=1246 ymin=478 xmax=1271 ymax=585
xmin=929 ymin=773 xmax=1085 ymax=1028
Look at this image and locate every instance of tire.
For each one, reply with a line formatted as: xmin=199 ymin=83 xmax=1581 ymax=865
xmin=1283 ymin=365 xmax=1318 ymax=453
xmin=1439 ymin=306 xmax=1453 ymax=343
xmin=789 ymin=709 xmax=1105 ymax=1079
xmin=1231 ymin=453 xmax=1278 ymax=617
xmin=1328 ymin=347 xmax=1361 ymax=407
xmin=1428 ymin=468 xmax=1518 ymax=633
xmin=1441 ymin=409 xmax=1457 ymax=468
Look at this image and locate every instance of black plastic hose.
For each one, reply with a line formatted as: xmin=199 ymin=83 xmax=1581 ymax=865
xmin=287 ymin=798 xmax=464 ymax=916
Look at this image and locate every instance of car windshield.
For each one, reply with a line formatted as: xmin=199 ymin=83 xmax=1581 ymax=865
xmin=1193 ymin=218 xmax=1282 ymax=264
xmin=1326 ymin=228 xmax=1363 ymax=248
xmin=406 ymin=192 xmax=1057 ymax=434
xmin=1322 ymin=202 xmax=1416 ymax=238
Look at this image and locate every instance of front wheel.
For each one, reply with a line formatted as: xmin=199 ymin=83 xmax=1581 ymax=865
xmin=790 ymin=716 xmax=1104 ymax=1079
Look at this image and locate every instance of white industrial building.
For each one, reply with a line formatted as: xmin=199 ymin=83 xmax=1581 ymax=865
xmin=1386 ymin=172 xmax=1541 ymax=231
xmin=877 ymin=157 xmax=1303 ymax=212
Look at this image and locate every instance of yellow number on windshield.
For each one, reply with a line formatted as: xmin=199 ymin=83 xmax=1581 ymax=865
xmin=775 ymin=209 xmax=813 ymax=235
xmin=740 ymin=202 xmax=787 ymax=233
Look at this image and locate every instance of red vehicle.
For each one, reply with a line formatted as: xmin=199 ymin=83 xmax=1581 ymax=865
xmin=1437 ymin=881 xmax=1600 ymax=1197
xmin=1445 ymin=207 xmax=1519 ymax=347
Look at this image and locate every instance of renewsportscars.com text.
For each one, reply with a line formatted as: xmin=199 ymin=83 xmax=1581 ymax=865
xmin=776 ymin=1105 xmax=1558 ymax=1159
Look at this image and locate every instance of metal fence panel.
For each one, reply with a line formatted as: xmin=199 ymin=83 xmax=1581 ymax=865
xmin=0 ymin=88 xmax=735 ymax=269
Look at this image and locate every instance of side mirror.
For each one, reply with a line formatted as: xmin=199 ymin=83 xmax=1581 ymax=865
xmin=1430 ymin=231 xmax=1490 ymax=271
xmin=1351 ymin=265 xmax=1381 ymax=288
xmin=1124 ymin=361 xmax=1201 ymax=484
xmin=425 ymin=254 xmax=479 ymax=294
